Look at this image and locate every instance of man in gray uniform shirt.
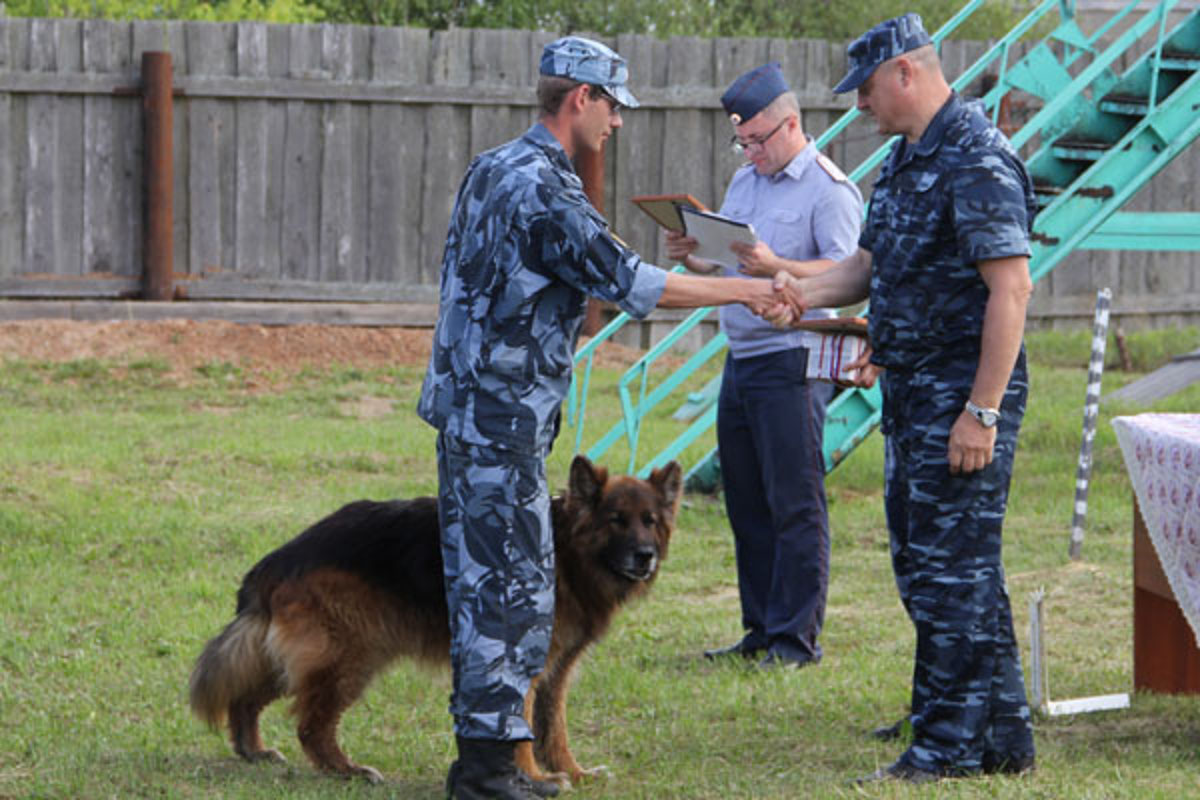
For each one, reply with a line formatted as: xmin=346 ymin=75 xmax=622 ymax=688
xmin=667 ymin=62 xmax=862 ymax=671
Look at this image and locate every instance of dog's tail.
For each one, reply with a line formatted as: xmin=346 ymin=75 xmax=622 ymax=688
xmin=188 ymin=612 xmax=275 ymax=729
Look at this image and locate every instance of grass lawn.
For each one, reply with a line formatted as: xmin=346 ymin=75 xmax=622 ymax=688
xmin=2 ymin=325 xmax=1200 ymax=799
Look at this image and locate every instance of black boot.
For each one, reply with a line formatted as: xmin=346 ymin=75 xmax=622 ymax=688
xmin=446 ymin=737 xmax=559 ymax=800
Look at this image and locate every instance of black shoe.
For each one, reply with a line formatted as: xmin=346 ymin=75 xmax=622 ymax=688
xmin=448 ymin=737 xmax=541 ymax=800
xmin=515 ymin=771 xmax=561 ymax=798
xmin=982 ymin=752 xmax=1036 ymax=776
xmin=855 ymin=761 xmax=941 ymax=785
xmin=703 ymin=639 xmax=764 ymax=661
xmin=756 ymin=651 xmax=819 ymax=670
xmin=870 ymin=716 xmax=911 ymax=741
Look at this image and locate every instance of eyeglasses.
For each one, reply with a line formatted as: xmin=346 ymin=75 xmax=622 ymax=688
xmin=729 ymin=115 xmax=792 ymax=154
xmin=593 ymin=87 xmax=623 ymax=116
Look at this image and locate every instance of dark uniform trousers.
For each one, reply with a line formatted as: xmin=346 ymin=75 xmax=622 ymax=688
xmin=718 ymin=346 xmax=834 ymax=663
xmin=881 ymin=350 xmax=1035 ymax=773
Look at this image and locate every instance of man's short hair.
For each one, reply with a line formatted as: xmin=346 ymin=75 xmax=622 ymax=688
xmin=537 ymin=75 xmax=584 ymax=116
xmin=762 ymin=91 xmax=801 ymax=128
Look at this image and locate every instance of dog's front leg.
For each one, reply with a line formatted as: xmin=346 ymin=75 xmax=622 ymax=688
xmin=519 ymin=679 xmax=572 ymax=790
xmin=533 ymin=650 xmax=609 ymax=784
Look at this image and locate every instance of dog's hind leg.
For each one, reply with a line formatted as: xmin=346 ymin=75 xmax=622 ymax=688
xmin=292 ymin=664 xmax=384 ymax=784
xmin=229 ymin=678 xmax=287 ymax=764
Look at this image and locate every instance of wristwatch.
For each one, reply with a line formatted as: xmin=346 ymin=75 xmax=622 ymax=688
xmin=965 ymin=399 xmax=1000 ymax=428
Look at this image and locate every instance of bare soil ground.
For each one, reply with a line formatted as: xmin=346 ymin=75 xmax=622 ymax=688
xmin=0 ymin=319 xmax=654 ymax=382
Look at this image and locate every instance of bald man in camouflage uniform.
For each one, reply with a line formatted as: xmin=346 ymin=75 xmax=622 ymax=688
xmin=770 ymin=13 xmax=1037 ymax=784
xmin=419 ymin=36 xmax=783 ymax=800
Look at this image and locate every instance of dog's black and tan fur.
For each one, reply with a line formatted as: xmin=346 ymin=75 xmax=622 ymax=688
xmin=189 ymin=455 xmax=681 ymax=788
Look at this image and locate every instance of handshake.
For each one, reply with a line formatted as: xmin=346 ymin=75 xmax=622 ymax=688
xmin=665 ymin=228 xmax=807 ymax=326
xmin=740 ymin=272 xmax=806 ymax=329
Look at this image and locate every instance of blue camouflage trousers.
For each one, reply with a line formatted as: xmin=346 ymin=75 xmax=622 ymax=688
xmin=436 ymin=433 xmax=555 ymax=741
xmin=880 ymin=351 xmax=1035 ymax=773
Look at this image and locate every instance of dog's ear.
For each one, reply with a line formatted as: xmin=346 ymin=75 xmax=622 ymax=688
xmin=648 ymin=460 xmax=683 ymax=520
xmin=568 ymin=454 xmax=607 ymax=510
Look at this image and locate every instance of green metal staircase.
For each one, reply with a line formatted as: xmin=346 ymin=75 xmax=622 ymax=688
xmin=567 ymin=0 xmax=1200 ymax=484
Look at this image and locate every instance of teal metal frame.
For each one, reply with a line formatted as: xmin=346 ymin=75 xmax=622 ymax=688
xmin=567 ymin=0 xmax=1200 ymax=480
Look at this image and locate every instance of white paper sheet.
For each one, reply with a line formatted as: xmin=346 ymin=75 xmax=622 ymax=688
xmin=679 ymin=206 xmax=758 ymax=269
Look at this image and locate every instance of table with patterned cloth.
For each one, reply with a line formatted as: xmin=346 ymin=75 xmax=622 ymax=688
xmin=1113 ymin=413 xmax=1200 ymax=693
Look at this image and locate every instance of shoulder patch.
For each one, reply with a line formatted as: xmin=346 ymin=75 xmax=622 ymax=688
xmin=815 ymin=152 xmax=849 ymax=183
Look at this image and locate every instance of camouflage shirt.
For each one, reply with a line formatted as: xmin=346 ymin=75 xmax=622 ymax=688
xmin=418 ymin=123 xmax=667 ymax=454
xmin=862 ymin=91 xmax=1036 ymax=371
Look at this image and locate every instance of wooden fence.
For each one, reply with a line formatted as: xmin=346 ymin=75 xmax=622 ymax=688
xmin=0 ymin=17 xmax=1197 ymax=326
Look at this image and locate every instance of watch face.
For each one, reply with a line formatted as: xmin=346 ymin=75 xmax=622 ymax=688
xmin=982 ymin=410 xmax=999 ymax=427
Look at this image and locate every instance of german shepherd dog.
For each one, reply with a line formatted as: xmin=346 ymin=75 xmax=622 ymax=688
xmin=189 ymin=455 xmax=682 ymax=789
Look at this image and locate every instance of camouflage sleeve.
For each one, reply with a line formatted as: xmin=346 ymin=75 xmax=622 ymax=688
xmin=857 ymin=196 xmax=877 ymax=255
xmin=950 ymin=151 xmax=1033 ymax=265
xmin=813 ymin=180 xmax=864 ymax=263
xmin=537 ymin=196 xmax=665 ymax=319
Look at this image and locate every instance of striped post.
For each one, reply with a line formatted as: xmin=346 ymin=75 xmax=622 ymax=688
xmin=1068 ymin=287 xmax=1112 ymax=560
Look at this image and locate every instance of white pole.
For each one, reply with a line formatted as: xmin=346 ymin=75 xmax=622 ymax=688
xmin=1068 ymin=288 xmax=1111 ymax=560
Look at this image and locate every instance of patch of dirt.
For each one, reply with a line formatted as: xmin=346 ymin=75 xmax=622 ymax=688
xmin=0 ymin=319 xmax=662 ymax=381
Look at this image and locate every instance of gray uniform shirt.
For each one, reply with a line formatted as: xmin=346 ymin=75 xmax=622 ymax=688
xmin=717 ymin=142 xmax=863 ymax=359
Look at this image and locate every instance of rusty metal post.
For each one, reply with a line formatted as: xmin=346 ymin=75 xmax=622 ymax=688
xmin=576 ymin=143 xmax=606 ymax=335
xmin=142 ymin=51 xmax=174 ymax=301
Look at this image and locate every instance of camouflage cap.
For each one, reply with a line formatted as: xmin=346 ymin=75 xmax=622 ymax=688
xmin=720 ymin=62 xmax=788 ymax=125
xmin=833 ymin=13 xmax=933 ymax=94
xmin=540 ymin=36 xmax=640 ymax=109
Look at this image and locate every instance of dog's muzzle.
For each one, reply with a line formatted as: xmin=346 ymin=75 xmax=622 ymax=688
xmin=616 ymin=546 xmax=659 ymax=581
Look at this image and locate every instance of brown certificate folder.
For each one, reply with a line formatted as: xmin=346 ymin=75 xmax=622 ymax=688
xmin=631 ymin=193 xmax=707 ymax=233
xmin=791 ymin=317 xmax=868 ymax=337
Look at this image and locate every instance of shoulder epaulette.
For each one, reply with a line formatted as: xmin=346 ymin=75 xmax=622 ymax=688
xmin=815 ymin=152 xmax=849 ymax=183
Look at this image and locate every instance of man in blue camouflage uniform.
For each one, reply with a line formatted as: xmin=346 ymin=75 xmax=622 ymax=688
xmin=768 ymin=13 xmax=1037 ymax=783
xmin=665 ymin=63 xmax=862 ymax=669
xmin=418 ymin=36 xmax=784 ymax=800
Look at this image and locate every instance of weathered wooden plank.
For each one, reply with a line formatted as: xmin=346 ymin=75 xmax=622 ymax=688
xmin=179 ymin=277 xmax=439 ymax=303
xmin=368 ymin=27 xmax=432 ymax=284
xmin=25 ymin=19 xmax=60 ymax=276
xmin=0 ymin=17 xmax=12 ymax=72
xmin=0 ymin=298 xmax=441 ymax=326
xmin=420 ymin=28 xmax=473 ymax=284
xmin=611 ymin=33 xmax=666 ymax=265
xmin=661 ymin=37 xmax=713 ymax=220
xmin=0 ymin=276 xmax=437 ymax=302
xmin=0 ymin=276 xmax=140 ymax=297
xmin=278 ymin=23 xmax=322 ymax=282
xmin=0 ymin=91 xmax=17 ymax=278
xmin=0 ymin=18 xmax=19 ymax=279
xmin=185 ymin=23 xmax=236 ymax=278
xmin=53 ymin=20 xmax=85 ymax=277
xmin=82 ymin=20 xmax=117 ymax=277
xmin=371 ymin=25 xmax=428 ymax=84
xmin=279 ymin=100 xmax=322 ymax=281
xmin=101 ymin=22 xmax=140 ymax=280
xmin=3 ymin=17 xmax=30 ymax=71
xmin=0 ymin=68 xmax=855 ymax=113
xmin=468 ymin=29 xmax=531 ymax=155
xmin=234 ymin=22 xmax=272 ymax=279
xmin=316 ymin=24 xmax=362 ymax=284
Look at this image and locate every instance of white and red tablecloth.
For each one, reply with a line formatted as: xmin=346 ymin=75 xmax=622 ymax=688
xmin=1113 ymin=413 xmax=1200 ymax=648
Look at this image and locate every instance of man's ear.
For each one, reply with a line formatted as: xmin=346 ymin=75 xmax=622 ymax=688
xmin=565 ymin=83 xmax=590 ymax=114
